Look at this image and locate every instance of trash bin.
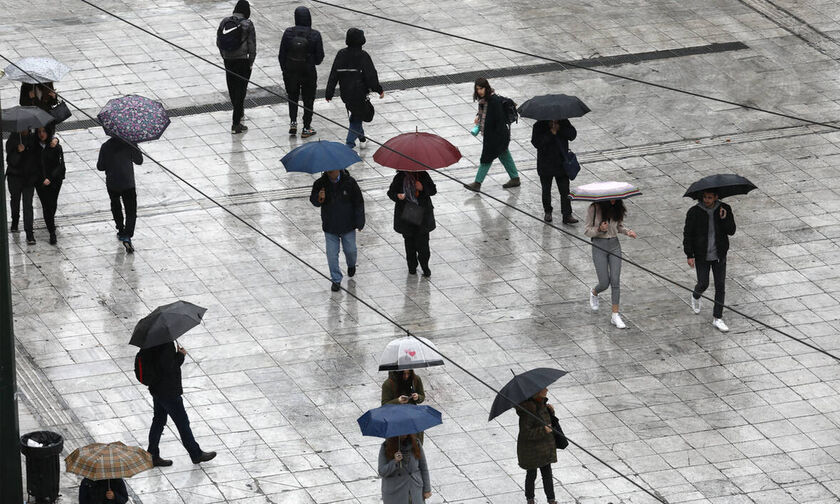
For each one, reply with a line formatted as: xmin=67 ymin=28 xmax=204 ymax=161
xmin=20 ymin=431 xmax=63 ymax=503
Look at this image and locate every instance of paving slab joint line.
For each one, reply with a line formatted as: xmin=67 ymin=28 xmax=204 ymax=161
xmin=737 ymin=0 xmax=840 ymax=60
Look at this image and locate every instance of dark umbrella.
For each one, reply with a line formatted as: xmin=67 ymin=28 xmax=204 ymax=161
xmin=358 ymin=404 xmax=442 ymax=438
xmin=488 ymin=368 xmax=567 ymax=421
xmin=1 ymin=106 xmax=54 ymax=132
xmin=281 ymin=140 xmax=362 ymax=174
xmin=373 ymin=131 xmax=462 ymax=171
xmin=97 ymin=95 xmax=170 ymax=143
xmin=129 ymin=301 xmax=206 ymax=349
xmin=517 ymin=94 xmax=590 ymax=121
xmin=683 ymin=174 xmax=757 ymax=200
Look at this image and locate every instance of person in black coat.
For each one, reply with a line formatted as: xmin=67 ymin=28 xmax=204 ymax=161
xmin=5 ymin=129 xmax=39 ymax=243
xmin=143 ymin=341 xmax=216 ymax=466
xmin=464 ymin=77 xmax=519 ymax=191
xmin=310 ymin=169 xmax=365 ymax=291
xmin=387 ymin=171 xmax=436 ymax=277
xmin=325 ymin=28 xmax=384 ymax=149
xmin=683 ymin=191 xmax=736 ymax=332
xmin=97 ymin=137 xmax=143 ymax=252
xmin=278 ymin=6 xmax=324 ymax=137
xmin=33 ymin=127 xmax=65 ymax=245
xmin=78 ymin=477 xmax=128 ymax=504
xmin=531 ymin=119 xmax=578 ymax=224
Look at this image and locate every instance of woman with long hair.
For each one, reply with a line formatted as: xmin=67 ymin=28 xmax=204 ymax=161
xmin=33 ymin=127 xmax=65 ymax=245
xmin=584 ymin=199 xmax=637 ymax=328
xmin=464 ymin=77 xmax=519 ymax=191
xmin=387 ymin=170 xmax=437 ymax=277
xmin=378 ymin=434 xmax=431 ymax=503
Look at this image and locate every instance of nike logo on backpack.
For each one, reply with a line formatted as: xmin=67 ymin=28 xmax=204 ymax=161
xmin=222 ymin=26 xmax=239 ymax=34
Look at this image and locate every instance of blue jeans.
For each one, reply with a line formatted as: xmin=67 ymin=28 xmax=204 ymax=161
xmin=325 ymin=231 xmax=357 ymax=283
xmin=345 ymin=112 xmax=364 ymax=147
xmin=147 ymin=394 xmax=201 ymax=459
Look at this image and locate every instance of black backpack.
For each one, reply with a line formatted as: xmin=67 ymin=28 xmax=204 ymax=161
xmin=134 ymin=349 xmax=159 ymax=387
xmin=217 ymin=16 xmax=245 ymax=52
xmin=497 ymin=95 xmax=519 ymax=125
xmin=286 ymin=28 xmax=311 ymax=72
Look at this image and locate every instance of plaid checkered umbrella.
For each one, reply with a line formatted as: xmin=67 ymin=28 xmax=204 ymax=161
xmin=65 ymin=442 xmax=152 ymax=480
xmin=97 ymin=95 xmax=170 ymax=143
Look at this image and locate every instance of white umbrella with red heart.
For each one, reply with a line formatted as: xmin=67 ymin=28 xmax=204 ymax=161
xmin=378 ymin=336 xmax=445 ymax=371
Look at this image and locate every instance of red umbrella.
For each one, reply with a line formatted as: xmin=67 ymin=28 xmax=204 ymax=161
xmin=373 ymin=131 xmax=461 ymax=171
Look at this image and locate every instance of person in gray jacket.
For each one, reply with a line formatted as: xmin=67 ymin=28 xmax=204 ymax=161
xmin=378 ymin=435 xmax=432 ymax=503
xmin=97 ymin=137 xmax=143 ymax=253
xmin=217 ymin=0 xmax=256 ymax=134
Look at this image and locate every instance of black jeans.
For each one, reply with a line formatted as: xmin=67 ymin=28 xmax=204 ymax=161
xmin=539 ymin=173 xmax=571 ymax=217
xmin=224 ymin=59 xmax=252 ymax=126
xmin=403 ymin=232 xmax=430 ymax=273
xmin=693 ymin=257 xmax=726 ymax=318
xmin=35 ymin=180 xmax=62 ymax=233
xmin=7 ymin=176 xmax=34 ymax=233
xmin=525 ymin=464 xmax=555 ymax=500
xmin=147 ymin=394 xmax=201 ymax=459
xmin=108 ymin=188 xmax=137 ymax=238
xmin=283 ymin=70 xmax=317 ymax=128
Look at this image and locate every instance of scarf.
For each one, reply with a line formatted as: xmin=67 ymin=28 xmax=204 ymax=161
xmin=402 ymin=172 xmax=419 ymax=203
xmin=477 ymin=98 xmax=487 ymax=135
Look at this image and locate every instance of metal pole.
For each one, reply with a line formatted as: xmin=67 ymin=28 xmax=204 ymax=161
xmin=0 ymin=92 xmax=25 ymax=502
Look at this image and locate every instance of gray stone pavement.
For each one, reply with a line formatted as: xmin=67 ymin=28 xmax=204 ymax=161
xmin=3 ymin=0 xmax=840 ymax=503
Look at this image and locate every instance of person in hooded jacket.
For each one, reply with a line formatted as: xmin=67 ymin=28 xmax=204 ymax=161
xmin=531 ymin=119 xmax=578 ymax=224
xmin=310 ymin=169 xmax=365 ymax=291
xmin=6 ymin=129 xmax=38 ymax=243
xmin=464 ymin=77 xmax=519 ymax=191
xmin=97 ymin=137 xmax=143 ymax=253
xmin=325 ymin=28 xmax=384 ymax=149
xmin=33 ymin=127 xmax=65 ymax=245
xmin=278 ymin=6 xmax=324 ymax=138
xmin=387 ymin=171 xmax=436 ymax=277
xmin=217 ymin=0 xmax=256 ymax=134
xmin=78 ymin=477 xmax=128 ymax=504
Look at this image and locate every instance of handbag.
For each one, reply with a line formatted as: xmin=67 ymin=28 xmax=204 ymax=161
xmin=400 ymin=200 xmax=424 ymax=227
xmin=550 ymin=413 xmax=568 ymax=450
xmin=49 ymin=101 xmax=72 ymax=124
xmin=563 ymin=150 xmax=581 ymax=180
xmin=362 ymin=97 xmax=375 ymax=123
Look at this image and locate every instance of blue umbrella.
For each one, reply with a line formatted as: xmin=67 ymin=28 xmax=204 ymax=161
xmin=358 ymin=404 xmax=442 ymax=438
xmin=281 ymin=140 xmax=362 ymax=174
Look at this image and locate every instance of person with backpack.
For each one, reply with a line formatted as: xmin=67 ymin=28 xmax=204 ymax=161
xmin=137 ymin=341 xmax=216 ymax=466
xmin=97 ymin=137 xmax=143 ymax=253
xmin=325 ymin=28 xmax=384 ymax=149
xmin=5 ymin=128 xmax=37 ymax=243
xmin=278 ymin=6 xmax=324 ymax=138
xmin=531 ymin=119 xmax=578 ymax=224
xmin=33 ymin=127 xmax=65 ymax=245
xmin=217 ymin=0 xmax=256 ymax=134
xmin=464 ymin=77 xmax=520 ymax=191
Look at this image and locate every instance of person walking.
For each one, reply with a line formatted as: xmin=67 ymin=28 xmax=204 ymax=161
xmin=33 ymin=127 xmax=65 ymax=245
xmin=20 ymin=82 xmax=57 ymax=111
xmin=309 ymin=169 xmax=365 ymax=291
xmin=531 ymin=119 xmax=578 ymax=224
xmin=464 ymin=77 xmax=519 ymax=191
xmin=517 ymin=388 xmax=558 ymax=504
xmin=78 ymin=477 xmax=128 ymax=504
xmin=378 ymin=434 xmax=432 ymax=503
xmin=386 ymin=170 xmax=436 ymax=277
xmin=325 ymin=28 xmax=384 ymax=149
xmin=683 ymin=190 xmax=736 ymax=332
xmin=97 ymin=137 xmax=143 ymax=253
xmin=584 ymin=199 xmax=637 ymax=329
xmin=278 ymin=6 xmax=324 ymax=138
xmin=5 ymin=129 xmax=37 ymax=243
xmin=143 ymin=341 xmax=216 ymax=466
xmin=217 ymin=0 xmax=256 ymax=134
xmin=382 ymin=370 xmax=426 ymax=443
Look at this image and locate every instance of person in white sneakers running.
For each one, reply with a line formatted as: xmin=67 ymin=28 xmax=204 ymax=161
xmin=584 ymin=199 xmax=637 ymax=329
xmin=683 ymin=190 xmax=736 ymax=332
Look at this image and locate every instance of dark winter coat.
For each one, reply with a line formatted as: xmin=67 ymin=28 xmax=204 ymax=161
xmin=386 ymin=171 xmax=437 ymax=235
xmin=683 ymin=202 xmax=736 ymax=259
xmin=381 ymin=371 xmax=426 ymax=405
xmin=97 ymin=138 xmax=143 ymax=192
xmin=277 ymin=7 xmax=324 ymax=74
xmin=309 ymin=170 xmax=365 ymax=234
xmin=531 ymin=120 xmax=576 ymax=177
xmin=19 ymin=82 xmax=57 ymax=111
xmin=78 ymin=478 xmax=128 ymax=504
xmin=516 ymin=397 xmax=556 ymax=470
xmin=33 ymin=135 xmax=65 ymax=185
xmin=146 ymin=342 xmax=185 ymax=397
xmin=5 ymin=133 xmax=38 ymax=185
xmin=325 ymin=28 xmax=383 ymax=115
xmin=480 ymin=94 xmax=511 ymax=164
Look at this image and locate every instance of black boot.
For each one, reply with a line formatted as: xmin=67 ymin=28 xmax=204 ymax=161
xmin=10 ymin=220 xmax=19 ymax=232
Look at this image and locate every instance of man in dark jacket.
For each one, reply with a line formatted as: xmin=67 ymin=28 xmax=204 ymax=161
xmin=683 ymin=191 xmax=736 ymax=332
xmin=144 ymin=341 xmax=216 ymax=466
xmin=309 ymin=169 xmax=365 ymax=291
xmin=33 ymin=127 xmax=65 ymax=245
xmin=217 ymin=0 xmax=256 ymax=134
xmin=5 ymin=129 xmax=37 ymax=242
xmin=278 ymin=6 xmax=324 ymax=138
xmin=531 ymin=119 xmax=578 ymax=224
xmin=325 ymin=28 xmax=384 ymax=149
xmin=97 ymin=137 xmax=143 ymax=253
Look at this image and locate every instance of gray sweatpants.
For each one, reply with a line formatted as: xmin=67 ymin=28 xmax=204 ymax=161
xmin=592 ymin=237 xmax=622 ymax=305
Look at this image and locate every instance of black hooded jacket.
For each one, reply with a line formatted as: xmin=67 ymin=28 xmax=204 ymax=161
xmin=309 ymin=170 xmax=365 ymax=234
xmin=97 ymin=138 xmax=143 ymax=192
xmin=146 ymin=342 xmax=185 ymax=397
xmin=5 ymin=132 xmax=38 ymax=184
xmin=278 ymin=7 xmax=324 ymax=73
xmin=531 ymin=120 xmax=576 ymax=177
xmin=32 ymin=131 xmax=65 ymax=185
xmin=325 ymin=28 xmax=383 ymax=113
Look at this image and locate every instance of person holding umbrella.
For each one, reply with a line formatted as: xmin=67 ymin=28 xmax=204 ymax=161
xmin=33 ymin=127 xmax=65 ymax=245
xmin=97 ymin=137 xmax=142 ymax=253
xmin=518 ymin=388 xmax=559 ymax=504
xmin=5 ymin=128 xmax=36 ymax=240
xmin=66 ymin=440 xmax=152 ymax=503
xmin=531 ymin=119 xmax=578 ymax=223
xmin=464 ymin=77 xmax=519 ymax=191
xmin=78 ymin=477 xmax=128 ymax=503
xmin=387 ymin=170 xmax=436 ymax=277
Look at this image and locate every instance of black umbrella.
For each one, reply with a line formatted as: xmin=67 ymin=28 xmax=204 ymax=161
xmin=1 ymin=106 xmax=54 ymax=132
xmin=488 ymin=368 xmax=567 ymax=421
xmin=683 ymin=174 xmax=757 ymax=200
xmin=129 ymin=301 xmax=207 ymax=349
xmin=517 ymin=94 xmax=590 ymax=121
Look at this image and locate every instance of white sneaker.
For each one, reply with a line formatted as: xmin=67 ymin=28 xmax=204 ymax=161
xmin=589 ymin=290 xmax=599 ymax=311
xmin=712 ymin=318 xmax=729 ymax=332
xmin=690 ymin=295 xmax=701 ymax=314
xmin=611 ymin=312 xmax=626 ymax=329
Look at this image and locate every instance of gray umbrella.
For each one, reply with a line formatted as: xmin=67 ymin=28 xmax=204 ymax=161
xmin=3 ymin=57 xmax=70 ymax=83
xmin=1 ymin=106 xmax=54 ymax=132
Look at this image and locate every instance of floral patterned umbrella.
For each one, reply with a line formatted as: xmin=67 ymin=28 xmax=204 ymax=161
xmin=97 ymin=95 xmax=170 ymax=143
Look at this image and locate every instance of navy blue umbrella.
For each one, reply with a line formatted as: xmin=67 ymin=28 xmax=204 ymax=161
xmin=358 ymin=404 xmax=442 ymax=438
xmin=281 ymin=140 xmax=362 ymax=174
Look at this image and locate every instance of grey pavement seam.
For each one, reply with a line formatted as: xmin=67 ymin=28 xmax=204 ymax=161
xmin=737 ymin=0 xmax=840 ymax=60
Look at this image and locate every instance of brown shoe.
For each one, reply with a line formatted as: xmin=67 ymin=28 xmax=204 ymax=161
xmin=562 ymin=216 xmax=579 ymax=224
xmin=464 ymin=181 xmax=481 ymax=192
xmin=502 ymin=177 xmax=520 ymax=188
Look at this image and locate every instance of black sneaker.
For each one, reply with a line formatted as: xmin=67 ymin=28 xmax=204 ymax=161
xmin=49 ymin=233 xmax=57 ymax=245
xmin=10 ymin=222 xmax=19 ymax=232
xmin=26 ymin=234 xmax=36 ymax=245
xmin=289 ymin=121 xmax=297 ymax=135
xmin=408 ymin=268 xmax=417 ymax=275
xmin=301 ymin=127 xmax=316 ymax=138
xmin=358 ymin=135 xmax=366 ymax=143
xmin=191 ymin=451 xmax=216 ymax=464
xmin=152 ymin=455 xmax=173 ymax=467
xmin=422 ymin=268 xmax=431 ymax=278
xmin=121 ymin=237 xmax=134 ymax=254
xmin=348 ymin=266 xmax=356 ymax=277
xmin=331 ymin=282 xmax=340 ymax=292
xmin=232 ymin=124 xmax=248 ymax=134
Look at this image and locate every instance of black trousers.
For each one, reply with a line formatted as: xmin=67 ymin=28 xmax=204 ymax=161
xmin=147 ymin=394 xmax=201 ymax=459
xmin=693 ymin=257 xmax=726 ymax=318
xmin=224 ymin=59 xmax=252 ymax=126
xmin=525 ymin=464 xmax=555 ymax=500
xmin=109 ymin=188 xmax=137 ymax=238
xmin=403 ymin=232 xmax=430 ymax=272
xmin=35 ymin=180 xmax=62 ymax=233
xmin=539 ymin=173 xmax=571 ymax=217
xmin=7 ymin=176 xmax=34 ymax=232
xmin=283 ymin=70 xmax=317 ymax=128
